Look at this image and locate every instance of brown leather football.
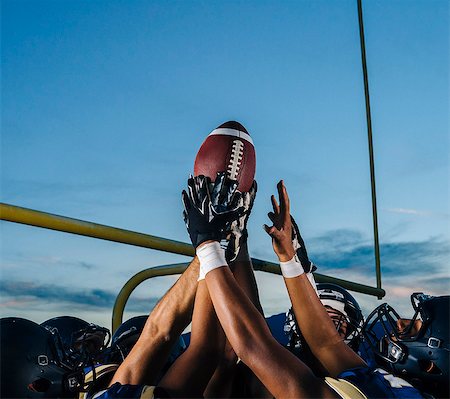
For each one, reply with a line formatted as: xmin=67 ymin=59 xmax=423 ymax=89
xmin=194 ymin=121 xmax=256 ymax=192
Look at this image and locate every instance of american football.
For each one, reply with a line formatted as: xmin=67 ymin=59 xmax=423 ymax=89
xmin=193 ymin=121 xmax=256 ymax=192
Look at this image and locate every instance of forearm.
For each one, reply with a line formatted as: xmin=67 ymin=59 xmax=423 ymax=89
xmin=205 ymin=267 xmax=333 ymax=398
xmin=284 ymin=273 xmax=366 ymax=376
xmin=110 ymin=257 xmax=199 ymax=385
xmin=203 ymin=341 xmax=238 ymax=398
xmin=229 ymin=241 xmax=264 ymax=315
xmin=286 ymin=274 xmax=341 ymax=348
xmin=142 ymin=257 xmax=199 ymax=339
xmin=205 ymin=242 xmax=263 ymax=397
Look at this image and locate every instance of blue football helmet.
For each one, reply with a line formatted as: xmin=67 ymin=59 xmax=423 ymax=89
xmin=364 ymin=293 xmax=449 ymax=398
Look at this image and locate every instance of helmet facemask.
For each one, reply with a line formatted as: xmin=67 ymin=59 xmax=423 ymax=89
xmin=317 ymin=284 xmax=364 ymax=351
xmin=363 ymin=293 xmax=450 ymax=398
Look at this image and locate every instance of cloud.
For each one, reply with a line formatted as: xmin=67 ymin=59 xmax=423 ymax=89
xmin=0 ymin=280 xmax=159 ymax=313
xmin=311 ymin=233 xmax=449 ymax=277
xmin=251 ymin=228 xmax=449 ymax=294
xmin=383 ymin=207 xmax=450 ymax=218
xmin=385 ymin=208 xmax=428 ymax=216
xmin=246 ymin=228 xmax=449 ymax=317
xmin=1 ymin=252 xmax=98 ymax=271
xmin=1 ymin=229 xmax=448 ymax=323
xmin=301 ymin=230 xmax=449 ymax=314
xmin=0 ymin=298 xmax=34 ymax=308
xmin=310 ymin=229 xmax=368 ymax=251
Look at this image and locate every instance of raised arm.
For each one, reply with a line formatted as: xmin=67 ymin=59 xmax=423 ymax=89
xmin=182 ymin=175 xmax=338 ymax=399
xmin=264 ymin=180 xmax=366 ymax=377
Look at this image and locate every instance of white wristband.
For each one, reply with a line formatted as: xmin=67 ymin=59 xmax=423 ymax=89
xmin=197 ymin=241 xmax=227 ymax=281
xmin=280 ymin=255 xmax=304 ymax=279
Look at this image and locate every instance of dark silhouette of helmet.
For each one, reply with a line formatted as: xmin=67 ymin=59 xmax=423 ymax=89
xmin=0 ymin=317 xmax=74 ymax=398
xmin=41 ymin=316 xmax=90 ymax=353
xmin=108 ymin=315 xmax=148 ymax=363
xmin=41 ymin=316 xmax=110 ymax=368
xmin=316 ymin=283 xmax=364 ymax=350
xmin=364 ymin=293 xmax=450 ymax=398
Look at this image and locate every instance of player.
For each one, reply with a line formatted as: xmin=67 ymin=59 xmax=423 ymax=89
xmin=82 ymin=254 xmax=200 ymax=398
xmin=1 ymin=317 xmax=80 ymax=398
xmin=1 ymin=315 xmax=112 ymax=398
xmin=285 ymin=282 xmax=366 ymax=375
xmin=364 ymin=293 xmax=449 ymax=399
xmin=19 ymin=172 xmax=259 ymax=399
xmin=184 ymin=176 xmax=425 ymax=398
xmin=284 ymin=218 xmax=364 ymax=359
xmin=83 ymin=173 xmax=261 ymax=399
xmin=285 ymin=217 xmax=448 ymax=399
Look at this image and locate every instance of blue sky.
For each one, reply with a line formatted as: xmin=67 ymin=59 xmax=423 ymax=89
xmin=1 ymin=0 xmax=448 ymax=330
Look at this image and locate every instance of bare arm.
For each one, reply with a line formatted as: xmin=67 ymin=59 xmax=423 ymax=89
xmin=204 ymin=241 xmax=267 ymax=398
xmin=264 ymin=181 xmax=366 ymax=377
xmin=204 ymin=262 xmax=337 ymax=399
xmin=181 ymin=175 xmax=336 ymax=398
xmin=109 ymin=257 xmax=199 ymax=386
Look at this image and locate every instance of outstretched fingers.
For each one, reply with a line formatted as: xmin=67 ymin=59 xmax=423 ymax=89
xmin=277 ymin=180 xmax=290 ymax=222
xmin=267 ymin=212 xmax=276 ymax=223
xmin=271 ymin=194 xmax=280 ymax=215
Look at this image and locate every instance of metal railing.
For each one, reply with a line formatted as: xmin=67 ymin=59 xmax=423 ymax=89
xmin=1 ymin=202 xmax=385 ymax=332
xmin=112 ymin=260 xmax=384 ymax=333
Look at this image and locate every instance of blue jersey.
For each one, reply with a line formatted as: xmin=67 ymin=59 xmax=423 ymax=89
xmin=332 ymin=367 xmax=425 ymax=399
xmin=92 ymin=383 xmax=157 ymax=399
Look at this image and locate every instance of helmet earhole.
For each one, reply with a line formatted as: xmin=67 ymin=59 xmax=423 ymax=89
xmin=28 ymin=378 xmax=51 ymax=392
xmin=418 ymin=360 xmax=442 ymax=375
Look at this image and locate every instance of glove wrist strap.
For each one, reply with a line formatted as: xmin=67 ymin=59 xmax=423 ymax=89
xmin=197 ymin=241 xmax=227 ymax=281
xmin=280 ymin=255 xmax=304 ymax=279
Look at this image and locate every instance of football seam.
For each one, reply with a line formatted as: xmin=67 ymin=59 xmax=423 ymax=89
xmin=227 ymin=140 xmax=244 ymax=181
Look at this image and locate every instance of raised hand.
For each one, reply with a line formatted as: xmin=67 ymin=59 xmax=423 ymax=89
xmin=182 ymin=175 xmax=243 ymax=249
xmin=263 ymin=180 xmax=295 ymax=262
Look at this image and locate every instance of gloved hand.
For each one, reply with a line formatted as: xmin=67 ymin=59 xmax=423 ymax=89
xmin=182 ymin=175 xmax=243 ymax=249
xmin=209 ymin=172 xmax=240 ymax=216
xmin=225 ymin=180 xmax=257 ymax=262
xmin=291 ymin=215 xmax=316 ymax=273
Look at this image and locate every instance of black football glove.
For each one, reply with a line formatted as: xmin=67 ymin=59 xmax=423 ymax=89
xmin=225 ymin=180 xmax=257 ymax=262
xmin=209 ymin=172 xmax=240 ymax=215
xmin=291 ymin=215 xmax=316 ymax=273
xmin=182 ymin=175 xmax=243 ymax=249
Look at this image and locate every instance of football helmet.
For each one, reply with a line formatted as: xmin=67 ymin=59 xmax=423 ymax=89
xmin=41 ymin=316 xmax=110 ymax=368
xmin=108 ymin=315 xmax=148 ymax=362
xmin=0 ymin=317 xmax=75 ymax=398
xmin=285 ymin=283 xmax=364 ymax=352
xmin=317 ymin=283 xmax=364 ymax=350
xmin=363 ymin=293 xmax=449 ymax=398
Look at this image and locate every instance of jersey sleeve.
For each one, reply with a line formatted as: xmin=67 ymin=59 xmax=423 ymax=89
xmin=325 ymin=377 xmax=368 ymax=399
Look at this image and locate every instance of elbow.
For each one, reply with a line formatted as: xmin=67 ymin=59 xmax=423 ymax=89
xmin=230 ymin=333 xmax=261 ymax=366
xmin=141 ymin=319 xmax=173 ymax=345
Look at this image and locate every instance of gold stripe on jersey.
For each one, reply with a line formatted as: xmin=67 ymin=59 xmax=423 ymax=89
xmin=141 ymin=385 xmax=156 ymax=399
xmin=79 ymin=364 xmax=120 ymax=399
xmin=325 ymin=377 xmax=367 ymax=399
